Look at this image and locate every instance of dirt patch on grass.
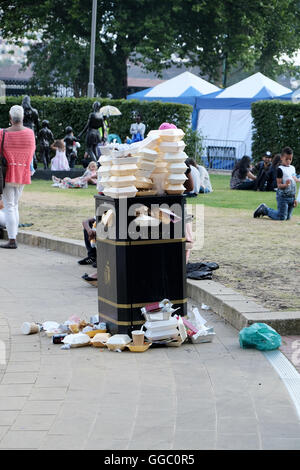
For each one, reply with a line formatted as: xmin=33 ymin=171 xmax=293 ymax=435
xmin=19 ymin=191 xmax=300 ymax=311
xmin=190 ymin=206 xmax=300 ymax=311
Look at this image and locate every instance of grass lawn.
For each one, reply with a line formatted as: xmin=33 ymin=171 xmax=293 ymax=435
xmin=18 ymin=175 xmax=300 ymax=311
xmin=25 ymin=174 xmax=300 ymax=214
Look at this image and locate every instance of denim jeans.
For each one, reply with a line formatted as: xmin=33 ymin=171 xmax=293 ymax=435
xmin=235 ymin=180 xmax=256 ymax=190
xmin=266 ymin=193 xmax=295 ymax=220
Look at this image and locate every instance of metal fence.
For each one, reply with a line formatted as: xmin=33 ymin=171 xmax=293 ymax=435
xmin=198 ymin=139 xmax=247 ymax=171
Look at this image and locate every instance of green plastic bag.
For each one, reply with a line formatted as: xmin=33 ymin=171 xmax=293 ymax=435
xmin=239 ymin=323 xmax=281 ymax=351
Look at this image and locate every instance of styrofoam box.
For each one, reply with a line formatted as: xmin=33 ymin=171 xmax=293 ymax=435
xmin=138 ymin=160 xmax=156 ymax=171
xmin=165 ymin=184 xmax=185 ymax=195
xmin=103 ymin=186 xmax=137 ymax=198
xmin=167 ymin=174 xmax=187 ymax=185
xmin=135 ymin=148 xmax=158 ymax=161
xmin=145 ymin=328 xmax=179 ymax=341
xmin=144 ymin=317 xmax=178 ymax=331
xmin=99 ymin=155 xmax=112 ymax=166
xmin=159 ymin=141 xmax=186 ymax=153
xmin=136 ymin=169 xmax=153 ymax=179
xmin=108 ymin=175 xmax=137 ymax=188
xmin=136 ymin=177 xmax=153 ymax=189
xmin=110 ymin=164 xmax=138 ymax=176
xmin=98 ymin=166 xmax=111 ymax=176
xmin=112 ymin=156 xmax=139 ymax=165
xmin=169 ymin=162 xmax=188 ymax=173
xmin=98 ymin=145 xmax=114 ymax=155
xmin=163 ymin=152 xmax=187 ymax=163
xmin=158 ymin=128 xmax=185 ymax=142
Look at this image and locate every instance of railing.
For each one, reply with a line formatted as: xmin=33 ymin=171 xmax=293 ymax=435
xmin=198 ymin=139 xmax=247 ymax=171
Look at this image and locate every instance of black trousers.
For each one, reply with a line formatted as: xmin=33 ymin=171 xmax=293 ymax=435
xmin=84 ymin=220 xmax=97 ymax=260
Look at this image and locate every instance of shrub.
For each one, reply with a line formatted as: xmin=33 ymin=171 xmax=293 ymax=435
xmin=0 ymin=96 xmax=192 ymax=161
xmin=252 ymin=100 xmax=300 ymax=171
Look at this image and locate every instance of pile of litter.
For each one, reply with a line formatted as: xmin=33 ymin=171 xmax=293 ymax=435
xmin=20 ymin=301 xmax=215 ymax=353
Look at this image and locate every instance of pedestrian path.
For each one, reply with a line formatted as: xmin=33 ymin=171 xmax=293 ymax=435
xmin=0 ymin=244 xmax=300 ymax=450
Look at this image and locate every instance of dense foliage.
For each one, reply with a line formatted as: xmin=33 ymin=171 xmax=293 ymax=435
xmin=252 ymin=100 xmax=300 ymax=171
xmin=1 ymin=0 xmax=300 ymax=95
xmin=0 ymin=96 xmax=192 ymax=160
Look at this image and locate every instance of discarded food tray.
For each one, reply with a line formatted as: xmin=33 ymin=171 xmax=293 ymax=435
xmin=126 ymin=343 xmax=152 ymax=352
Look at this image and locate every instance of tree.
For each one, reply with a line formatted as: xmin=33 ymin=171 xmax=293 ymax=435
xmin=1 ymin=0 xmax=300 ymax=95
xmin=167 ymin=0 xmax=300 ymax=86
xmin=0 ymin=0 xmax=180 ymax=97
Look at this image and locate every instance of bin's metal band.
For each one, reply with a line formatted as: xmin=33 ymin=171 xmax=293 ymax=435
xmin=98 ymin=295 xmax=187 ymax=310
xmin=97 ymin=237 xmax=186 ymax=246
xmin=98 ymin=312 xmax=145 ymax=326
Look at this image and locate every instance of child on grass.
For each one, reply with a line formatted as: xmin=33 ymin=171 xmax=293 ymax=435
xmin=253 ymin=146 xmax=300 ymax=220
xmin=52 ymin=161 xmax=98 ymax=188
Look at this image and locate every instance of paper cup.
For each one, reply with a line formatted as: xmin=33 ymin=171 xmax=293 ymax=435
xmin=132 ymin=330 xmax=145 ymax=346
xmin=21 ymin=322 xmax=40 ymax=335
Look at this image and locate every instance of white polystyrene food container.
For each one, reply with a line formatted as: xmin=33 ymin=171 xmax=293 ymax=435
xmin=138 ymin=160 xmax=156 ymax=171
xmin=144 ymin=317 xmax=178 ymax=331
xmin=99 ymin=155 xmax=112 ymax=166
xmin=144 ymin=328 xmax=179 ymax=341
xmin=165 ymin=184 xmax=185 ymax=195
xmin=98 ymin=145 xmax=113 ymax=155
xmin=169 ymin=162 xmax=188 ymax=173
xmin=159 ymin=141 xmax=186 ymax=153
xmin=136 ymin=177 xmax=153 ymax=189
xmin=158 ymin=128 xmax=185 ymax=142
xmin=98 ymin=166 xmax=111 ymax=175
xmin=112 ymin=156 xmax=139 ymax=165
xmin=163 ymin=151 xmax=187 ymax=163
xmin=108 ymin=175 xmax=137 ymax=188
xmin=103 ymin=186 xmax=137 ymax=198
xmin=110 ymin=164 xmax=138 ymax=176
xmin=136 ymin=169 xmax=154 ymax=179
xmin=167 ymin=174 xmax=187 ymax=185
xmin=135 ymin=148 xmax=158 ymax=161
xmin=106 ymin=334 xmax=132 ymax=345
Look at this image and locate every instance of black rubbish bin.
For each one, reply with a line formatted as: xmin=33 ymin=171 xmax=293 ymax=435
xmin=95 ymin=194 xmax=187 ymax=335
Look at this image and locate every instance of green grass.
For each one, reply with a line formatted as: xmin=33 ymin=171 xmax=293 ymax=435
xmin=25 ymin=175 xmax=300 ymax=214
xmin=189 ymin=174 xmax=300 ymax=214
xmin=25 ymin=179 xmax=98 ymax=199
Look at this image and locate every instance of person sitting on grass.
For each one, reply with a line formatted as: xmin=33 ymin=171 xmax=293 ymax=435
xmin=52 ymin=161 xmax=98 ymax=188
xmin=50 ymin=139 xmax=70 ymax=171
xmin=230 ymin=155 xmax=256 ymax=190
xmin=253 ymin=146 xmax=300 ymax=220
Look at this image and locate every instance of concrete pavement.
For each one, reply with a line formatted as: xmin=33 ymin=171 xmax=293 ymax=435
xmin=0 ymin=244 xmax=300 ymax=450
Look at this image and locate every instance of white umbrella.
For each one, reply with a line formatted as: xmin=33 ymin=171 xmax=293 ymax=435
xmin=100 ymin=105 xmax=122 ymax=117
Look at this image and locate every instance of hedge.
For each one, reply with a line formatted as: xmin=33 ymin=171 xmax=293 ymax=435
xmin=252 ymin=100 xmax=300 ymax=171
xmin=0 ymin=96 xmax=192 ymax=161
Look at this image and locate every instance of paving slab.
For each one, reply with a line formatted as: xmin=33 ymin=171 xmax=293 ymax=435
xmin=0 ymin=243 xmax=300 ymax=450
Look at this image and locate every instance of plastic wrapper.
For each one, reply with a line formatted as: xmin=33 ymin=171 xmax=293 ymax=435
xmin=239 ymin=323 xmax=281 ymax=351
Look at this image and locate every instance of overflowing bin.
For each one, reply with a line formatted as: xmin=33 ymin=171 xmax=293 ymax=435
xmin=95 ymin=194 xmax=187 ymax=335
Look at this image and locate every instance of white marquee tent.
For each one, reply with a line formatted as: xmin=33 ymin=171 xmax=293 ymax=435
xmin=194 ymin=72 xmax=292 ymax=166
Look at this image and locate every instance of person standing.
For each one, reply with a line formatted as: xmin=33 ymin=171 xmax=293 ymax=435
xmin=0 ymin=105 xmax=35 ymax=249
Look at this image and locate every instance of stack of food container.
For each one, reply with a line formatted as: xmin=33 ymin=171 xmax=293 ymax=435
xmin=157 ymin=128 xmax=187 ymax=195
xmin=141 ymin=299 xmax=180 ymax=342
xmin=134 ymin=148 xmax=157 ymax=194
xmin=99 ymin=147 xmax=139 ymax=198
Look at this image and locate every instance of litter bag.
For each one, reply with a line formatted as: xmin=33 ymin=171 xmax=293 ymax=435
xmin=239 ymin=323 xmax=281 ymax=351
